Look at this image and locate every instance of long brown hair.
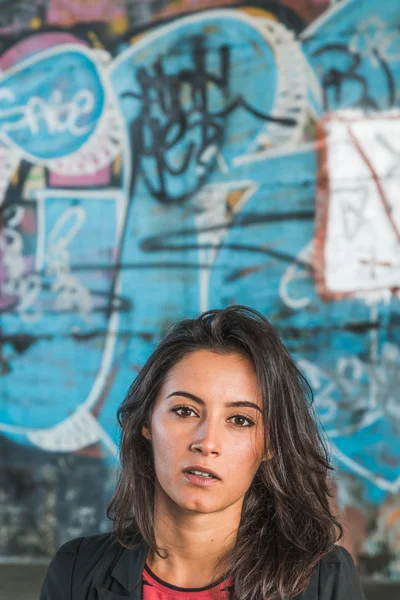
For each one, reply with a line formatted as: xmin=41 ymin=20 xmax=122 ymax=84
xmin=107 ymin=305 xmax=343 ymax=599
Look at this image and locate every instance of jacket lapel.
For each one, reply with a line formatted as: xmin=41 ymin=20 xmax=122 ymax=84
xmin=95 ymin=531 xmax=149 ymax=600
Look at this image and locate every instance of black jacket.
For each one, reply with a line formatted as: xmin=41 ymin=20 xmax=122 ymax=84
xmin=40 ymin=531 xmax=366 ymax=599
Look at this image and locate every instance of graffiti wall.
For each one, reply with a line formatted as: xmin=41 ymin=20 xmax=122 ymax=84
xmin=0 ymin=0 xmax=399 ymax=577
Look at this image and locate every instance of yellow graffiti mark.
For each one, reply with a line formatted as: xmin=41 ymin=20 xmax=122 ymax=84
xmin=226 ymin=187 xmax=250 ymax=213
xmin=30 ymin=17 xmax=42 ymax=30
xmin=239 ymin=8 xmax=279 ymax=22
xmin=111 ymin=16 xmax=128 ymax=36
xmin=112 ymin=154 xmax=122 ymax=177
xmin=10 ymin=165 xmax=20 ymax=186
xmin=129 ymin=31 xmax=147 ymax=46
xmin=87 ymin=32 xmax=104 ymax=50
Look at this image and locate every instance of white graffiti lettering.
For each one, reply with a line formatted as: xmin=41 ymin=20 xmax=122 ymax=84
xmin=46 ymin=206 xmax=92 ymax=318
xmin=0 ymin=205 xmax=92 ymax=320
xmin=0 ymin=205 xmax=41 ymax=322
xmin=0 ymin=88 xmax=96 ymax=139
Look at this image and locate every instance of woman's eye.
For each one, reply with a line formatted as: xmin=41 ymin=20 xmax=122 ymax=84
xmin=171 ymin=406 xmax=255 ymax=428
xmin=230 ymin=415 xmax=255 ymax=428
xmin=173 ymin=406 xmax=196 ymax=418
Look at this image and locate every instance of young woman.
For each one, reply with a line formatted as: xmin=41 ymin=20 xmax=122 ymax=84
xmin=41 ymin=305 xmax=365 ymax=599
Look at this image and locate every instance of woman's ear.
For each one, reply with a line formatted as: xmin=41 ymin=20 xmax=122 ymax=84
xmin=262 ymin=447 xmax=274 ymax=462
xmin=141 ymin=421 xmax=152 ymax=441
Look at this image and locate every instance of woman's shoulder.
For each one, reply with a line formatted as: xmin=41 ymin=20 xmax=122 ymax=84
xmin=313 ymin=545 xmax=365 ymax=599
xmin=40 ymin=533 xmax=122 ymax=599
xmin=320 ymin=544 xmax=352 ymax=564
xmin=318 ymin=544 xmax=359 ymax=574
xmin=56 ymin=532 xmax=116 ymax=556
xmin=53 ymin=531 xmax=126 ymax=579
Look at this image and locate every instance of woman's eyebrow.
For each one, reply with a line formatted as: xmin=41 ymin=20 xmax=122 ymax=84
xmin=167 ymin=390 xmax=263 ymax=414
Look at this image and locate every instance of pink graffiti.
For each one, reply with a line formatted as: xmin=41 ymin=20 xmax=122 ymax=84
xmin=49 ymin=166 xmax=111 ymax=187
xmin=47 ymin=0 xmax=126 ymax=26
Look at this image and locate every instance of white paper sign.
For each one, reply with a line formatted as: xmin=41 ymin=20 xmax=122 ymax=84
xmin=316 ymin=110 xmax=400 ymax=301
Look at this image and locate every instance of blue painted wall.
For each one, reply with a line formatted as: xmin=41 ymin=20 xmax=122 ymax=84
xmin=0 ymin=0 xmax=399 ymax=576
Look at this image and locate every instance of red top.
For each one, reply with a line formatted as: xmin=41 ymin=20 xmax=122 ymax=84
xmin=142 ymin=563 xmax=234 ymax=600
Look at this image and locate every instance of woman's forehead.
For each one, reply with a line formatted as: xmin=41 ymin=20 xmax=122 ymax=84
xmin=158 ymin=351 xmax=262 ymax=403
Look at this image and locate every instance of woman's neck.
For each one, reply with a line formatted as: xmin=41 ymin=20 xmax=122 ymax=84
xmin=146 ymin=512 xmax=239 ymax=588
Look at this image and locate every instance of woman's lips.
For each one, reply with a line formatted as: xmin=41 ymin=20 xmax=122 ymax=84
xmin=183 ymin=472 xmax=221 ymax=486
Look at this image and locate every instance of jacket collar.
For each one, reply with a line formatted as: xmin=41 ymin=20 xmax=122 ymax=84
xmin=115 ymin=530 xmax=149 ymax=593
xmin=96 ymin=530 xmax=149 ymax=599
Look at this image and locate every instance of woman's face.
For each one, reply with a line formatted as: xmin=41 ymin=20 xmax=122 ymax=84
xmin=142 ymin=349 xmax=268 ymax=515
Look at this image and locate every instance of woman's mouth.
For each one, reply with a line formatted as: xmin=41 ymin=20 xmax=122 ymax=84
xmin=183 ymin=471 xmax=221 ymax=486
